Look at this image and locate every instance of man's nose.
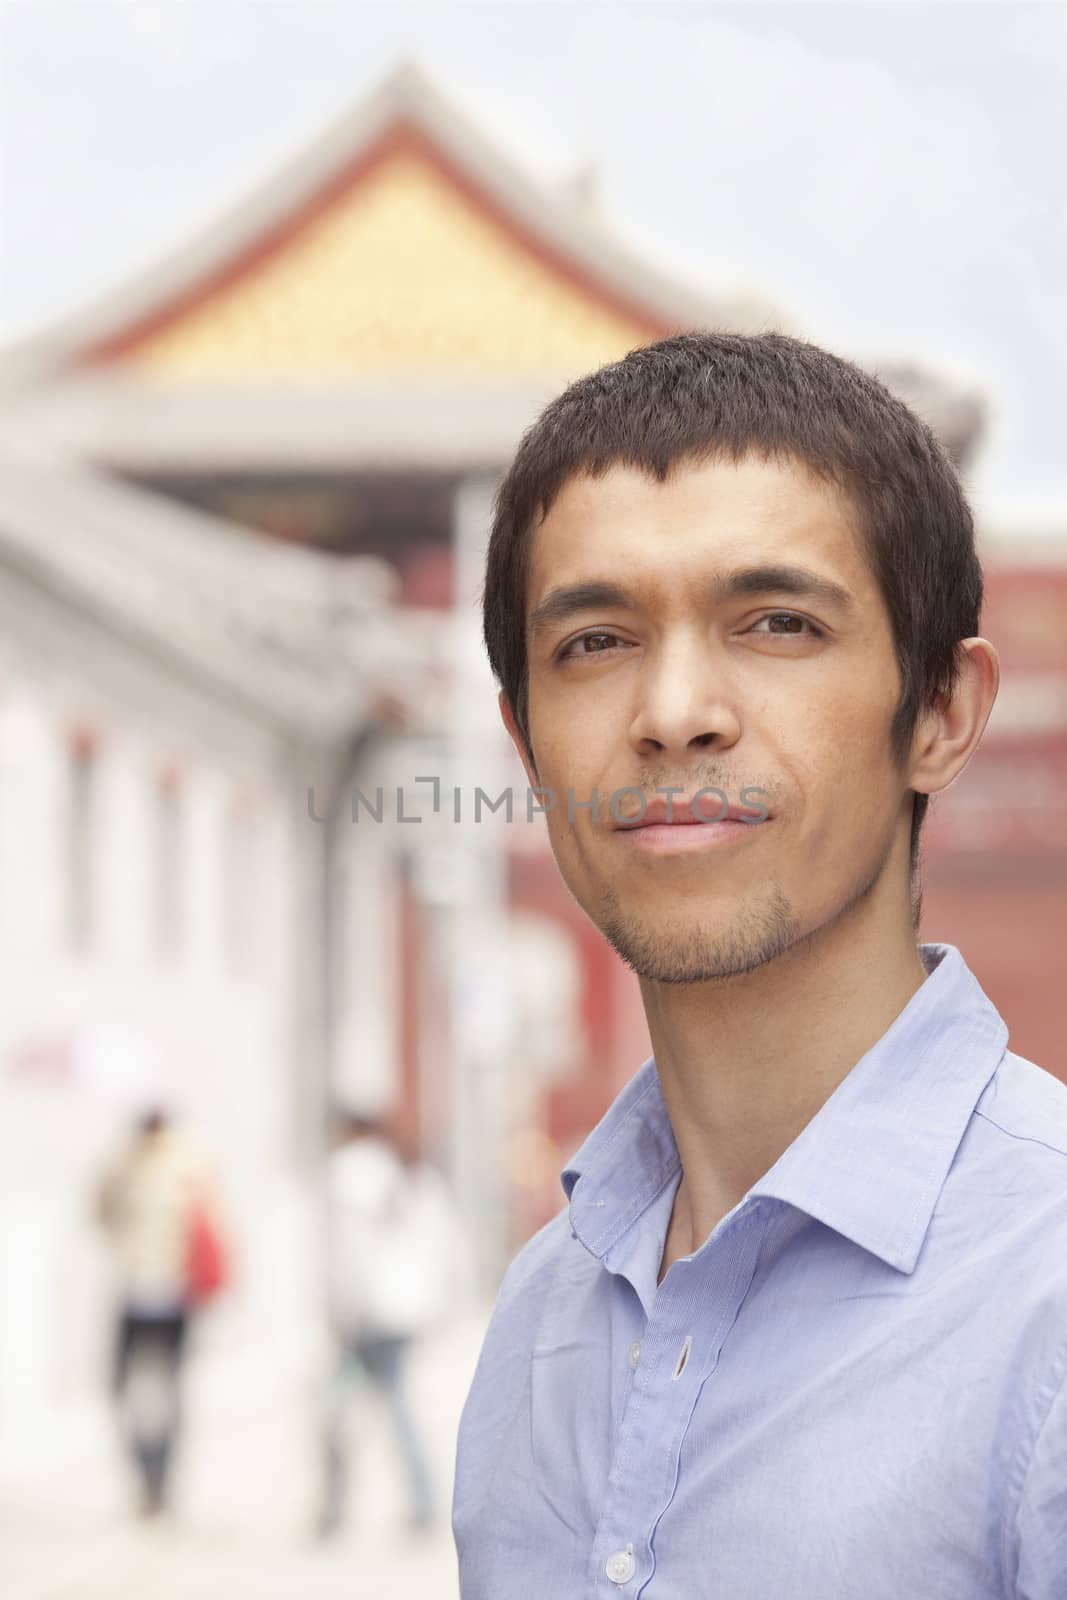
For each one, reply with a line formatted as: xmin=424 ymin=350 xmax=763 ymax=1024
xmin=627 ymin=636 xmax=742 ymax=758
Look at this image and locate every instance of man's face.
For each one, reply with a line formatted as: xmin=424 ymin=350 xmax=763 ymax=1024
xmin=507 ymin=452 xmax=917 ymax=984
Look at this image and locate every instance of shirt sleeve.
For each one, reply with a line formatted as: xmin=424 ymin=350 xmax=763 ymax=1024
xmin=1014 ymin=1353 xmax=1067 ymax=1599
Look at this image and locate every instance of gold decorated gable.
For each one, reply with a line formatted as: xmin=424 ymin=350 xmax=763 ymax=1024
xmin=104 ymin=135 xmax=664 ymax=381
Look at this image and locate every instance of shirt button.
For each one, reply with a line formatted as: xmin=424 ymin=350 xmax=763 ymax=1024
xmin=606 ymin=1545 xmax=635 ymax=1584
xmin=628 ymin=1340 xmax=642 ymax=1369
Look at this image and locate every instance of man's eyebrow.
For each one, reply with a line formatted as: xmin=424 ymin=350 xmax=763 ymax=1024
xmin=708 ymin=564 xmax=856 ymax=611
xmin=527 ymin=566 xmax=855 ymax=639
xmin=528 ymin=581 xmax=634 ymax=639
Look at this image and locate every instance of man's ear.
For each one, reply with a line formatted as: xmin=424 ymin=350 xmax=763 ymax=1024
xmin=908 ymin=638 xmax=1000 ymax=800
xmin=498 ymin=690 xmax=540 ymax=790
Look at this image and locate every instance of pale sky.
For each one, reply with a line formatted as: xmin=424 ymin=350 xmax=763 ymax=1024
xmin=0 ymin=0 xmax=1064 ymax=525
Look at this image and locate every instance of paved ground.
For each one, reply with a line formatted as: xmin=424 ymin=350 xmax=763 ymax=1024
xmin=1 ymin=1306 xmax=492 ymax=1599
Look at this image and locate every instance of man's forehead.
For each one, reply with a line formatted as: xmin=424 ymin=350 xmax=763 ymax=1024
xmin=527 ymin=455 xmax=870 ymax=609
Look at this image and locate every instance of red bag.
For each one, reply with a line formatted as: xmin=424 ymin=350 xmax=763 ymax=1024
xmin=185 ymin=1198 xmax=229 ymax=1305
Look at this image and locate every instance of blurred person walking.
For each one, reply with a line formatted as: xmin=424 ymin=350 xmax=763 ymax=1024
xmin=317 ymin=1108 xmax=472 ymax=1540
xmin=95 ymin=1107 xmax=228 ymax=1516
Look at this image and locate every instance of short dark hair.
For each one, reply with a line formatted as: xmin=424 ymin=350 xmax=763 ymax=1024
xmin=482 ymin=331 xmax=984 ymax=901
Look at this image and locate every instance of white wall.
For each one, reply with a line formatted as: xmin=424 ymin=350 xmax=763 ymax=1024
xmin=0 ymin=679 xmax=306 ymax=1452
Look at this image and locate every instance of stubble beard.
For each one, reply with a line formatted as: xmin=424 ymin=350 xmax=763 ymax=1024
xmin=594 ymin=820 xmax=900 ymax=986
xmin=596 ymin=876 xmax=803 ymax=986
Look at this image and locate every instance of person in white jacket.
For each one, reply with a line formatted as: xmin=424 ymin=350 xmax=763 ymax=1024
xmin=317 ymin=1108 xmax=471 ymax=1539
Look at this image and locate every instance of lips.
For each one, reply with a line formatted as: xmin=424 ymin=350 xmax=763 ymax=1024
xmin=612 ymin=795 xmax=769 ymax=829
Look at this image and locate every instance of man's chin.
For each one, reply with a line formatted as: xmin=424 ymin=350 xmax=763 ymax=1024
xmin=596 ymin=891 xmax=801 ymax=986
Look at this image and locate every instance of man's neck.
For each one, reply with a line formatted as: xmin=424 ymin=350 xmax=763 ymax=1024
xmin=642 ymin=896 xmax=931 ymax=1269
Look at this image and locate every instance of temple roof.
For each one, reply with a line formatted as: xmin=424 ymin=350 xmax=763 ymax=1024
xmin=0 ymin=61 xmax=792 ymax=473
xmin=0 ymin=61 xmax=780 ymax=394
xmin=0 ymin=61 xmax=996 ymax=478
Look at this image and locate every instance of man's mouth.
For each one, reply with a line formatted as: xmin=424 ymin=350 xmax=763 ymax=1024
xmin=607 ymin=792 xmax=771 ymax=854
xmin=612 ymin=794 xmax=770 ymax=829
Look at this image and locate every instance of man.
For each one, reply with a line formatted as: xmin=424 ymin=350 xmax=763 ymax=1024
xmin=452 ymin=332 xmax=1066 ymax=1597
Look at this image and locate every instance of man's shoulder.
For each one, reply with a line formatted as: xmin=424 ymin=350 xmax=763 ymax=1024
xmin=459 ymin=1207 xmax=576 ymax=1421
xmin=961 ymin=1051 xmax=1067 ymax=1291
xmin=498 ymin=1205 xmax=576 ymax=1303
xmin=973 ymin=1050 xmax=1067 ymax=1164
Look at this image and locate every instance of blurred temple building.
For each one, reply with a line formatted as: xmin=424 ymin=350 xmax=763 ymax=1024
xmin=0 ymin=62 xmax=1063 ymax=1446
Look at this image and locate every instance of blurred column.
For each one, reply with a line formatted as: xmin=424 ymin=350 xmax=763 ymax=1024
xmin=444 ymin=471 xmax=517 ymax=1289
xmin=287 ymin=738 xmax=356 ymax=1172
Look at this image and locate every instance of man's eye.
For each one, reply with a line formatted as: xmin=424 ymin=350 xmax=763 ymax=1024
xmin=557 ymin=631 xmax=629 ymax=660
xmin=749 ymin=613 xmax=825 ymax=639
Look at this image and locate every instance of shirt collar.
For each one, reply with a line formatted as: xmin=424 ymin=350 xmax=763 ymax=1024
xmin=562 ymin=943 xmax=1008 ymax=1277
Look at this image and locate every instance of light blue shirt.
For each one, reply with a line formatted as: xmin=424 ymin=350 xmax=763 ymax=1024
xmin=453 ymin=943 xmax=1067 ymax=1597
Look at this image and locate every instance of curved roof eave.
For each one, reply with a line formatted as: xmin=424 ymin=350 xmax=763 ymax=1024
xmin=0 ymin=440 xmax=452 ymax=740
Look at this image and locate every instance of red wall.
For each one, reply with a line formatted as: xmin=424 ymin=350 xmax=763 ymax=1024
xmin=920 ymin=856 xmax=1066 ymax=1084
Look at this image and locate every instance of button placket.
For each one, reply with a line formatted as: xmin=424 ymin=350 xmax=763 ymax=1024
xmin=595 ymin=1203 xmax=771 ymax=1595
